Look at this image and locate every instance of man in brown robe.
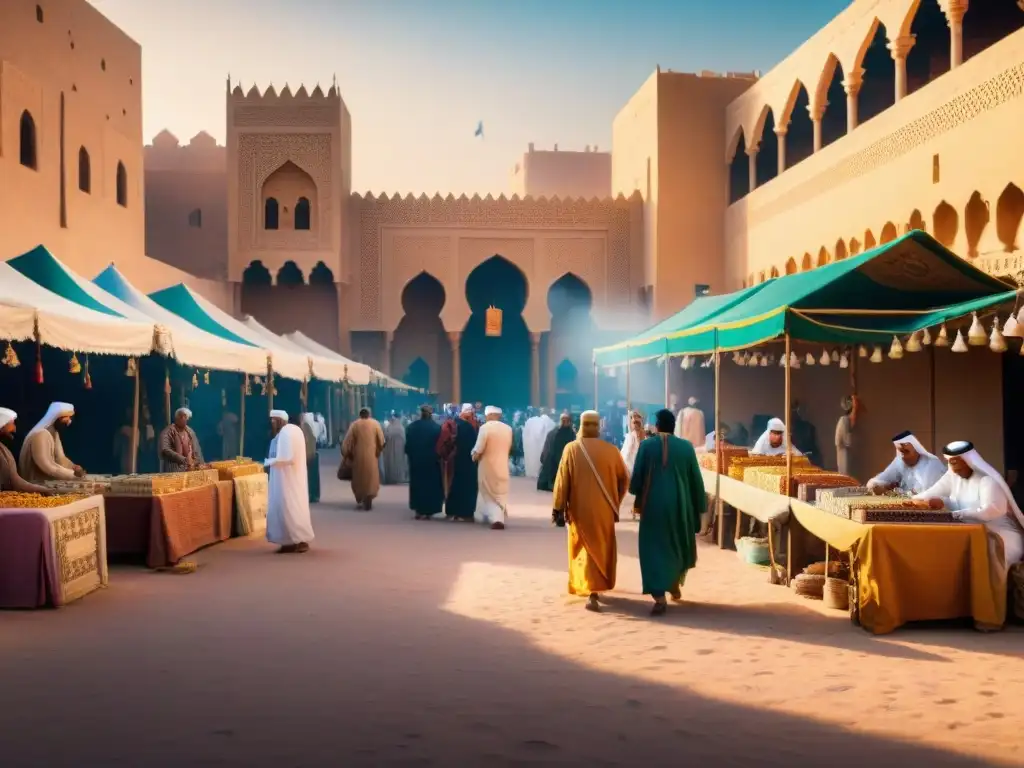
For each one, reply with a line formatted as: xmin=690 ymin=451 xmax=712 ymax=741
xmin=341 ymin=408 xmax=385 ymax=510
xmin=159 ymin=407 xmax=206 ymax=472
xmin=0 ymin=408 xmax=52 ymax=494
xmin=552 ymin=410 xmax=629 ymax=612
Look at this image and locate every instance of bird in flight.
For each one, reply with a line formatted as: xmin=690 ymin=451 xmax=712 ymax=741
xmin=474 ymin=121 xmax=484 ymax=138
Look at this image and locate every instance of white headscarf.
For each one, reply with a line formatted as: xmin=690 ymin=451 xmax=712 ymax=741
xmin=0 ymin=408 xmax=16 ymax=429
xmin=687 ymin=397 xmax=698 ymax=407
xmin=892 ymin=431 xmax=936 ymax=461
xmin=175 ymin=407 xmax=193 ymax=420
xmin=28 ymin=402 xmax=74 ymax=438
xmin=751 ymin=417 xmax=786 ymax=454
xmin=484 ymin=405 xmax=501 ymax=416
xmin=301 ymin=413 xmax=316 ymax=427
xmin=270 ymin=409 xmax=289 ymax=421
xmin=460 ymin=403 xmax=474 ymax=415
xmin=943 ymin=442 xmax=1024 ymax=528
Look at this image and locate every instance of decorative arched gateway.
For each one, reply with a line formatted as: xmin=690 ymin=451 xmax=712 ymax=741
xmin=461 ymin=256 xmax=531 ymax=408
xmin=391 ymin=272 xmax=450 ymax=397
xmin=546 ymin=272 xmax=594 ymax=410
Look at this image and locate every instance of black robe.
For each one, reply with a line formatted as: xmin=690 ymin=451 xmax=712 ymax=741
xmin=537 ymin=426 xmax=575 ymax=492
xmin=446 ymin=418 xmax=478 ymax=520
xmin=404 ymin=417 xmax=444 ymax=516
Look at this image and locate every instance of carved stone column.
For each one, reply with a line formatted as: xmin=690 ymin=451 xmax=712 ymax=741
xmin=774 ymin=126 xmax=787 ymax=175
xmin=747 ymin=145 xmax=759 ymax=192
xmin=530 ymin=332 xmax=541 ymax=407
xmin=888 ymin=35 xmax=916 ymax=101
xmin=382 ymin=331 xmax=393 ymax=376
xmin=809 ymin=104 xmax=824 ymax=153
xmin=448 ymin=332 xmax=461 ymax=404
xmin=843 ymin=69 xmax=863 ymax=132
xmin=947 ymin=2 xmax=967 ymax=68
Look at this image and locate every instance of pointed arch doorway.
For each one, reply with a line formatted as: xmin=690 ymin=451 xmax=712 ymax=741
xmin=461 ymin=256 xmax=530 ymax=407
xmin=546 ymin=273 xmax=594 ymax=410
xmin=392 ymin=272 xmax=451 ymax=397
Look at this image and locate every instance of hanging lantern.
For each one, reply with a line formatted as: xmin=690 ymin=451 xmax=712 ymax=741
xmin=934 ymin=324 xmax=950 ymax=348
xmin=990 ymin=321 xmax=1007 ymax=353
xmin=83 ymin=355 xmax=92 ymax=390
xmin=681 ymin=355 xmax=692 ymax=370
xmin=967 ymin=313 xmax=986 ymax=345
xmin=921 ymin=327 xmax=932 ymax=346
xmin=759 ymin=354 xmax=769 ymax=367
xmin=905 ymin=331 xmax=922 ymax=353
xmin=888 ymin=336 xmax=904 ymax=359
xmin=203 ymin=371 xmax=211 ymax=385
xmin=778 ymin=354 xmax=786 ymax=367
xmin=68 ymin=353 xmax=81 ymax=375
xmin=789 ymin=351 xmax=801 ymax=369
xmin=126 ymin=357 xmax=138 ymax=377
xmin=805 ymin=352 xmax=815 ymax=366
xmin=858 ymin=345 xmax=869 ymax=358
xmin=485 ymin=305 xmax=502 ymax=337
xmin=819 ymin=350 xmax=831 ymax=366
xmin=839 ymin=352 xmax=849 ymax=369
xmin=830 ymin=349 xmax=840 ymax=362
xmin=244 ymin=375 xmax=252 ymax=395
xmin=951 ymin=329 xmax=969 ymax=353
xmin=2 ymin=342 xmax=20 ymax=368
xmin=870 ymin=346 xmax=883 ymax=363
xmin=190 ymin=371 xmax=198 ymax=389
xmin=34 ymin=336 xmax=43 ymax=384
xmin=1003 ymin=311 xmax=1021 ymax=338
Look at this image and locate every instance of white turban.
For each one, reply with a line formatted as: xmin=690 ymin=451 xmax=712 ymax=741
xmin=175 ymin=407 xmax=193 ymax=420
xmin=767 ymin=418 xmax=786 ymax=432
xmin=751 ymin=417 xmax=798 ymax=456
xmin=460 ymin=403 xmax=474 ymax=415
xmin=688 ymin=397 xmax=698 ymax=406
xmin=28 ymin=402 xmax=74 ymax=438
xmin=270 ymin=409 xmax=289 ymax=421
xmin=0 ymin=408 xmax=16 ymax=429
xmin=484 ymin=405 xmax=501 ymax=416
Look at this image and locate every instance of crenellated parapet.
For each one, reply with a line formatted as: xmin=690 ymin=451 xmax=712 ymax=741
xmin=227 ymin=77 xmax=341 ymax=103
xmin=144 ymin=129 xmax=226 ymax=172
xmin=351 ymin=190 xmax=640 ymax=208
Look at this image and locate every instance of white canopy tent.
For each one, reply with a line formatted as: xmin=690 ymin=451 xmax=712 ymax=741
xmin=0 ymin=262 xmax=160 ymax=356
xmin=94 ymin=265 xmax=269 ymax=375
xmin=285 ymin=331 xmax=416 ymax=391
xmin=241 ymin=317 xmax=372 ymax=385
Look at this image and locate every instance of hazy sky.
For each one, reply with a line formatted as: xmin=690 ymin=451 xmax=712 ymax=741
xmin=88 ymin=0 xmax=850 ymax=196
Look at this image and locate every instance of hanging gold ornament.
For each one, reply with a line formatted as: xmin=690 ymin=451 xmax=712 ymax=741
xmin=830 ymin=349 xmax=840 ymax=362
xmin=759 ymin=354 xmax=770 ymax=367
xmin=921 ymin=327 xmax=932 ymax=345
xmin=3 ymin=342 xmax=20 ymax=368
xmin=1003 ymin=311 xmax=1021 ymax=338
xmin=905 ymin=331 xmax=922 ymax=353
xmin=68 ymin=352 xmax=81 ymax=374
xmin=819 ymin=350 xmax=831 ymax=366
xmin=789 ymin=351 xmax=801 ymax=369
xmin=805 ymin=352 xmax=815 ymax=366
xmin=951 ymin=329 xmax=969 ymax=353
xmin=989 ymin=321 xmax=1007 ymax=353
xmin=83 ymin=355 xmax=92 ymax=389
xmin=967 ymin=313 xmax=986 ymax=346
xmin=870 ymin=346 xmax=883 ymax=363
xmin=839 ymin=352 xmax=849 ymax=369
xmin=191 ymin=371 xmax=199 ymax=389
xmin=126 ymin=357 xmax=137 ymax=376
xmin=244 ymin=375 xmax=252 ymax=396
xmin=888 ymin=336 xmax=904 ymax=359
xmin=858 ymin=345 xmax=869 ymax=358
xmin=204 ymin=371 xmax=211 ymax=385
xmin=934 ymin=324 xmax=950 ymax=348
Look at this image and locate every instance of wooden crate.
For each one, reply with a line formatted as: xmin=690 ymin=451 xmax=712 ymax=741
xmin=850 ymin=506 xmax=951 ymax=524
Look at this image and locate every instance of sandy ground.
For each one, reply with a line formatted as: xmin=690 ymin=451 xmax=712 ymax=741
xmin=1 ymin=451 xmax=1022 ymax=767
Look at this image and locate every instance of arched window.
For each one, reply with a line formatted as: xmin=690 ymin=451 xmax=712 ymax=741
xmin=264 ymin=198 xmax=279 ymax=230
xmin=19 ymin=111 xmax=38 ymax=169
xmin=188 ymin=208 xmax=202 ymax=228
xmin=115 ymin=161 xmax=128 ymax=207
xmin=294 ymin=197 xmax=311 ymax=230
xmin=78 ymin=147 xmax=91 ymax=193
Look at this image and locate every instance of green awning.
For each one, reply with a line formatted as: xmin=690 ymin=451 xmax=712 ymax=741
xmin=596 ymin=230 xmax=1018 ymax=362
xmin=8 ymin=245 xmax=126 ymax=317
xmin=149 ymin=284 xmax=256 ymax=347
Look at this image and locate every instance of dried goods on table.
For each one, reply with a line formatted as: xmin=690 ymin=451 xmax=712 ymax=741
xmin=210 ymin=459 xmax=263 ymax=481
xmin=820 ymin=494 xmax=934 ymax=520
xmin=109 ymin=473 xmax=187 ymax=496
xmin=849 ymin=505 xmax=953 ymax=524
xmin=44 ymin=475 xmax=113 ymax=495
xmin=183 ymin=469 xmax=220 ymax=489
xmin=726 ymin=454 xmax=810 ymax=481
xmin=0 ymin=492 xmax=88 ymax=508
xmin=697 ymin=446 xmax=748 ymax=475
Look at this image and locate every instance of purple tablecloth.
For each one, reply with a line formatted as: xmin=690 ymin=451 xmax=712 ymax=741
xmin=0 ymin=508 xmax=59 ymax=609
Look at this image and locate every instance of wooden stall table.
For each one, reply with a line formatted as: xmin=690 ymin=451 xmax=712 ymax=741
xmin=0 ymin=495 xmax=108 ymax=608
xmin=790 ymin=499 xmax=1006 ymax=635
xmin=104 ymin=482 xmax=234 ymax=568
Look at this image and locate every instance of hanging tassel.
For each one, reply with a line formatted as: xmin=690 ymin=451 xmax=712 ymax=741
xmin=3 ymin=342 xmax=20 ymax=368
xmin=819 ymin=350 xmax=831 ymax=366
xmin=888 ymin=335 xmax=904 ymax=359
xmin=69 ymin=352 xmax=81 ymax=374
xmin=905 ymin=331 xmax=922 ymax=353
xmin=126 ymin=357 xmax=137 ymax=377
xmin=830 ymin=349 xmax=840 ymax=362
xmin=921 ymin=327 xmax=932 ymax=346
xmin=989 ymin=321 xmax=1007 ymax=353
xmin=83 ymin=355 xmax=92 ymax=389
xmin=839 ymin=352 xmax=849 ymax=369
xmin=1002 ymin=311 xmax=1021 ymax=339
xmin=204 ymin=371 xmax=211 ymax=385
xmin=967 ymin=313 xmax=986 ymax=345
xmin=858 ymin=344 xmax=869 ymax=358
xmin=805 ymin=352 xmax=815 ymax=366
xmin=870 ymin=346 xmax=883 ymax=363
xmin=934 ymin=324 xmax=950 ymax=348
xmin=192 ymin=371 xmax=199 ymax=389
xmin=951 ymin=329 xmax=969 ymax=353
xmin=244 ymin=375 xmax=252 ymax=396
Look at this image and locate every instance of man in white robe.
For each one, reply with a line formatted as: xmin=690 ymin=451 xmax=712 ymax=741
xmin=915 ymin=441 xmax=1024 ymax=569
xmin=675 ymin=397 xmax=705 ymax=446
xmin=868 ymin=430 xmax=946 ymax=496
xmin=264 ymin=410 xmax=315 ymax=554
xmin=18 ymin=402 xmax=85 ymax=484
xmin=750 ymin=417 xmax=802 ymax=457
xmin=472 ymin=406 xmax=513 ymax=529
xmin=522 ymin=408 xmax=547 ymax=478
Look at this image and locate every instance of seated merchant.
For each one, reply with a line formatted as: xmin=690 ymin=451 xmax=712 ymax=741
xmin=159 ymin=407 xmax=207 ymax=472
xmin=750 ymin=418 xmax=802 ymax=457
xmin=914 ymin=441 xmax=1024 ymax=568
xmin=703 ymin=424 xmax=732 ymax=453
xmin=867 ymin=430 xmax=946 ymax=496
xmin=18 ymin=401 xmax=86 ymax=484
xmin=0 ymin=407 xmax=52 ymax=494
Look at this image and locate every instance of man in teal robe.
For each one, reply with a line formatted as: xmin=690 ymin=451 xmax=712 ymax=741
xmin=629 ymin=408 xmax=705 ymax=616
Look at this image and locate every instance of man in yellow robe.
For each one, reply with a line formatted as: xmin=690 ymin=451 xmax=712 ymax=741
xmin=552 ymin=410 xmax=629 ymax=612
xmin=341 ymin=408 xmax=385 ymax=510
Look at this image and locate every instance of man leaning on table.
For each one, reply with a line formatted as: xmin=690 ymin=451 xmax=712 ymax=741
xmin=19 ymin=402 xmax=86 ymax=484
xmin=914 ymin=441 xmax=1024 ymax=569
xmin=159 ymin=407 xmax=208 ymax=472
xmin=867 ymin=430 xmax=946 ymax=496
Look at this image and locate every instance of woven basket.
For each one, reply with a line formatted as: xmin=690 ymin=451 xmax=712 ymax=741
xmin=792 ymin=573 xmax=825 ymax=599
xmin=737 ymin=536 xmax=770 ymax=566
xmin=823 ymin=577 xmax=850 ymax=610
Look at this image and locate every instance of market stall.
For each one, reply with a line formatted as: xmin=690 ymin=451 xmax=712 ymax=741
xmin=0 ymin=493 xmax=108 ymax=609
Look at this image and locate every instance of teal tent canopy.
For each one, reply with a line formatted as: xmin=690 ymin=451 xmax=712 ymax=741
xmin=594 ymin=231 xmax=1018 ymax=364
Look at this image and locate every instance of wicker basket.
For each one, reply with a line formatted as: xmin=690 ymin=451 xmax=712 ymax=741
xmin=792 ymin=573 xmax=825 ymax=599
xmin=823 ymin=577 xmax=850 ymax=610
xmin=110 ymin=473 xmax=187 ymax=496
xmin=727 ymin=454 xmax=810 ymax=481
xmin=737 ymin=536 xmax=770 ymax=566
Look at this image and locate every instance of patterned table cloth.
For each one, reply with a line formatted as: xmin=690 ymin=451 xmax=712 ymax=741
xmin=0 ymin=495 xmax=108 ymax=608
xmin=233 ymin=472 xmax=268 ymax=536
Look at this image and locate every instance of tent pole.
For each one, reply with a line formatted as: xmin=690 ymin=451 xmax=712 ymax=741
xmin=239 ymin=376 xmax=246 ymax=457
xmin=663 ymin=356 xmax=670 ymax=406
xmin=784 ymin=333 xmax=793 ymax=585
xmin=929 ymin=344 xmax=937 ymax=453
xmin=130 ymin=359 xmax=140 ymax=475
xmin=714 ymin=341 xmax=723 ymax=548
xmin=625 ymin=354 xmax=632 ymax=412
xmin=267 ymin=360 xmax=275 ymax=414
xmin=593 ymin=361 xmax=598 ymax=411
xmin=326 ymin=383 xmax=333 ymax=446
